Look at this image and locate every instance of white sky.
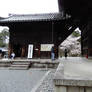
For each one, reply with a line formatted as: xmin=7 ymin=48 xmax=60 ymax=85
xmin=0 ymin=0 xmax=59 ymax=17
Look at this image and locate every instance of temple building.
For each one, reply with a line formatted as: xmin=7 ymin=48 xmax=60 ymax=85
xmin=0 ymin=13 xmax=75 ymax=58
xmin=0 ymin=0 xmax=91 ymax=58
xmin=58 ymin=0 xmax=92 ymax=58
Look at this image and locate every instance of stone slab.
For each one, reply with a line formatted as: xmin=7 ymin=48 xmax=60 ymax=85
xmin=0 ymin=68 xmax=47 ymax=92
xmin=54 ymin=57 xmax=92 ymax=87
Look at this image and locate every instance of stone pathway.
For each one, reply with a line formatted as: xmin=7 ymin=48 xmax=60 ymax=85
xmin=59 ymin=57 xmax=92 ymax=80
xmin=34 ymin=57 xmax=92 ymax=92
xmin=0 ymin=57 xmax=91 ymax=92
xmin=0 ymin=68 xmax=47 ymax=92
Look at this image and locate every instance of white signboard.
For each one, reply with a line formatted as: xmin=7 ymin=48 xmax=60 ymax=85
xmin=27 ymin=44 xmax=33 ymax=58
xmin=41 ymin=44 xmax=54 ymax=51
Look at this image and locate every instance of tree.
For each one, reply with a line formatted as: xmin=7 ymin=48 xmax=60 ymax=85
xmin=0 ymin=28 xmax=9 ymax=47
xmin=72 ymin=30 xmax=80 ymax=37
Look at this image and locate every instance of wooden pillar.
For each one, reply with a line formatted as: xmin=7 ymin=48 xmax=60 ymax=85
xmin=81 ymin=27 xmax=83 ymax=56
xmin=8 ymin=43 xmax=13 ymax=58
xmin=54 ymin=45 xmax=59 ymax=59
xmin=21 ymin=45 xmax=26 ymax=57
xmin=33 ymin=44 xmax=40 ymax=58
xmin=88 ymin=21 xmax=92 ymax=57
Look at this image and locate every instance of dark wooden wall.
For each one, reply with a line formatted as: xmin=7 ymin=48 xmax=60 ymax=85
xmin=81 ymin=21 xmax=92 ymax=57
xmin=6 ymin=19 xmax=74 ymax=58
xmin=8 ymin=21 xmax=58 ymax=58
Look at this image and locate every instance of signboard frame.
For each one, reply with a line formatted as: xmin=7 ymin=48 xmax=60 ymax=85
xmin=27 ymin=44 xmax=33 ymax=58
xmin=41 ymin=44 xmax=54 ymax=51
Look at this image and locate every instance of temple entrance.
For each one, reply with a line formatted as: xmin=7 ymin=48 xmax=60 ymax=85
xmin=13 ymin=44 xmax=21 ymax=57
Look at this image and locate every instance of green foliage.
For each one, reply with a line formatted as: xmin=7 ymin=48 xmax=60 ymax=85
xmin=72 ymin=31 xmax=80 ymax=37
xmin=0 ymin=28 xmax=9 ymax=47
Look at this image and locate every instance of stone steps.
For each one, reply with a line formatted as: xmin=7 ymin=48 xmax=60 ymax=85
xmin=9 ymin=66 xmax=29 ymax=70
xmin=9 ymin=61 xmax=30 ymax=70
xmin=0 ymin=59 xmax=59 ymax=70
xmin=0 ymin=62 xmax=11 ymax=67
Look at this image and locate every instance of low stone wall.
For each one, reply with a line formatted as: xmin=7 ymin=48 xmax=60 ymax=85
xmin=53 ymin=62 xmax=92 ymax=92
xmin=0 ymin=59 xmax=59 ymax=69
xmin=28 ymin=61 xmax=59 ymax=68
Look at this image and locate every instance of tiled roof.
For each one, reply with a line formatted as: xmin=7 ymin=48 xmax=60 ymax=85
xmin=0 ymin=13 xmax=70 ymax=23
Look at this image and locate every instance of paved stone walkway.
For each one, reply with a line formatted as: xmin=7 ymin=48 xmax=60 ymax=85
xmin=0 ymin=57 xmax=91 ymax=92
xmin=59 ymin=57 xmax=92 ymax=80
xmin=34 ymin=57 xmax=92 ymax=92
xmin=0 ymin=68 xmax=47 ymax=92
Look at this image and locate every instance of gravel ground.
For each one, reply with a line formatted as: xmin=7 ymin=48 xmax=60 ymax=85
xmin=33 ymin=69 xmax=55 ymax=92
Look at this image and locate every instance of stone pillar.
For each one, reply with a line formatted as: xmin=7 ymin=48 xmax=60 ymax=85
xmin=86 ymin=87 xmax=92 ymax=92
xmin=55 ymin=86 xmax=67 ymax=92
xmin=67 ymin=87 xmax=80 ymax=92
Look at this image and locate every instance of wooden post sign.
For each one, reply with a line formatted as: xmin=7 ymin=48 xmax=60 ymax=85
xmin=27 ymin=44 xmax=33 ymax=58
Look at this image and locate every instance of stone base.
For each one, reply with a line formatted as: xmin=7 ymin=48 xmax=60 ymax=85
xmin=53 ymin=57 xmax=92 ymax=92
